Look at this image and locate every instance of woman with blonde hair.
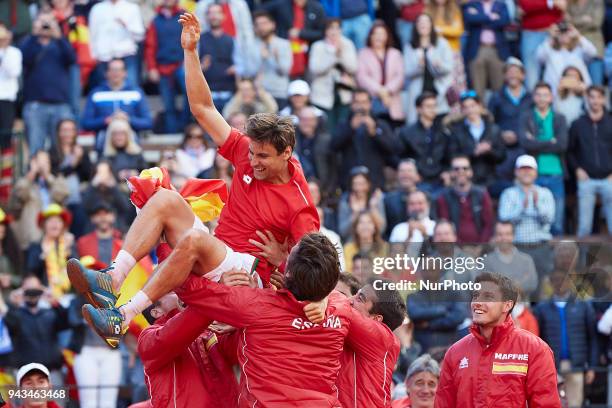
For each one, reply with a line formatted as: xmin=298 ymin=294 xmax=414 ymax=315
xmin=103 ymin=118 xmax=146 ymax=181
xmin=343 ymin=210 xmax=389 ymax=275
xmin=425 ymin=0 xmax=466 ymax=92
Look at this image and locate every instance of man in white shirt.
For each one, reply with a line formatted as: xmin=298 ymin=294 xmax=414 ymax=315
xmin=389 ymin=190 xmax=436 ymax=246
xmin=89 ymin=0 xmax=145 ymax=87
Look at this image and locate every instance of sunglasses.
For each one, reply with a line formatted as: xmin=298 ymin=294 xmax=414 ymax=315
xmin=452 ymin=166 xmax=471 ymax=171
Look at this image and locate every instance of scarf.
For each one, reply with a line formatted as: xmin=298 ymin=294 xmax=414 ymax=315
xmin=44 ymin=235 xmax=71 ymax=299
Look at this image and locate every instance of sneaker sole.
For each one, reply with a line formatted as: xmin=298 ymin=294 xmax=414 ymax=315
xmin=82 ymin=305 xmax=120 ymax=349
xmin=67 ymin=259 xmax=108 ymax=309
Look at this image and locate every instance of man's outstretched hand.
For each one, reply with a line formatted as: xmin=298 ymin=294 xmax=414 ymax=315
xmin=179 ymin=12 xmax=200 ymax=51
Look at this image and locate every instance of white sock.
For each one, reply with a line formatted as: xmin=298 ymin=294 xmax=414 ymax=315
xmin=110 ymin=250 xmax=136 ymax=292
xmin=120 ymin=291 xmax=152 ymax=327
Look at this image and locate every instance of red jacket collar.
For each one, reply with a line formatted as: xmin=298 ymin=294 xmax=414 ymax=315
xmin=153 ymin=307 xmax=180 ymax=326
xmin=470 ymin=314 xmax=515 ymax=347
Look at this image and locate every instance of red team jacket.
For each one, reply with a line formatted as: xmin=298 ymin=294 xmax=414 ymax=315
xmin=176 ymin=276 xmax=398 ymax=407
xmin=138 ymin=307 xmax=239 ymax=407
xmin=434 ymin=316 xmax=561 ymax=408
xmin=214 ymin=128 xmax=320 ymax=282
xmin=337 ymin=321 xmax=400 ymax=408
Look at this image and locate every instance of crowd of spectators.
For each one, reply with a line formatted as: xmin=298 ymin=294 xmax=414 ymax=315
xmin=1 ymin=0 xmax=612 ymax=406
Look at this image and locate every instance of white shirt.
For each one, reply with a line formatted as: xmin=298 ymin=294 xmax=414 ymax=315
xmin=0 ymin=46 xmax=22 ymax=101
xmin=89 ymin=0 xmax=145 ymax=61
xmin=389 ymin=217 xmax=436 ymax=243
xmin=598 ymin=304 xmax=612 ymax=335
xmin=321 ymin=226 xmax=346 ymax=272
xmin=176 ymin=148 xmax=216 ymax=179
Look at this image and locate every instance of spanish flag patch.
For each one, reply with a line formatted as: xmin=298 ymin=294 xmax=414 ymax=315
xmin=492 ymin=362 xmax=528 ymax=376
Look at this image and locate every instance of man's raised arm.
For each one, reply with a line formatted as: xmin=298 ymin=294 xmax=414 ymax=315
xmin=179 ymin=13 xmax=231 ymax=147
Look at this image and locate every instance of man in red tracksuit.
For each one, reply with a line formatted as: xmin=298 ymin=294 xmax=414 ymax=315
xmin=336 ymin=278 xmax=405 ymax=408
xmin=435 ymin=272 xmax=561 ymax=407
xmin=137 ymin=292 xmax=240 ymax=407
xmin=173 ymin=232 xmax=398 ymax=407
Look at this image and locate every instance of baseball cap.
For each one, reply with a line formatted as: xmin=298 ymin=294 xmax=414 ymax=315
xmin=505 ymin=57 xmax=524 ymax=71
xmin=515 ymin=154 xmax=538 ymax=170
xmin=288 ymin=80 xmax=310 ymax=96
xmin=16 ymin=363 xmax=50 ymax=386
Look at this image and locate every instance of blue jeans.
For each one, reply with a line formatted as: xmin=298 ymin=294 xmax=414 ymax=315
xmin=341 ymin=14 xmax=372 ymax=50
xmin=23 ymin=101 xmax=73 ymax=155
xmin=588 ymin=58 xmax=604 ymax=86
xmin=159 ymin=66 xmax=190 ymax=133
xmin=536 ymin=174 xmax=564 ymax=235
xmin=396 ymin=20 xmax=413 ymax=48
xmin=521 ymin=30 xmax=549 ymax=90
xmin=577 ymin=178 xmax=612 ymax=237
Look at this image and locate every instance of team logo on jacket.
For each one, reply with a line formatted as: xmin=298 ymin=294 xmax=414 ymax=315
xmin=492 ymin=354 xmax=529 ymax=376
xmin=459 ymin=357 xmax=469 ymax=369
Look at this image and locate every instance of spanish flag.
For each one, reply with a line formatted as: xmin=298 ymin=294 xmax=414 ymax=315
xmin=127 ymin=167 xmax=228 ymax=223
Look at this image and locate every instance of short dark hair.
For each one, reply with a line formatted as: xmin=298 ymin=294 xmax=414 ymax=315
xmin=534 ymin=81 xmax=553 ymax=93
xmin=451 ymin=154 xmax=471 ymax=166
xmin=325 ymin=17 xmax=341 ymax=30
xmin=246 ymin=113 xmax=296 ymax=154
xmin=416 ymin=91 xmax=438 ymax=107
xmin=366 ymin=277 xmax=407 ymax=331
xmin=285 ymin=233 xmax=341 ymax=301
xmin=338 ymin=272 xmax=361 ymax=295
xmin=252 ymin=10 xmax=275 ymax=23
xmin=352 ymin=88 xmax=371 ymax=101
xmin=586 ymin=85 xmax=606 ymax=97
xmin=474 ymin=272 xmax=519 ymax=315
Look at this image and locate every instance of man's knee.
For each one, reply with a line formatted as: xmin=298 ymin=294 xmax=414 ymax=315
xmin=175 ymin=228 xmax=210 ymax=260
xmin=151 ymin=188 xmax=186 ymax=213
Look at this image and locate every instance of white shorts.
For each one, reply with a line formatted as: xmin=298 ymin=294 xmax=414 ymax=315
xmin=204 ymin=245 xmax=262 ymax=286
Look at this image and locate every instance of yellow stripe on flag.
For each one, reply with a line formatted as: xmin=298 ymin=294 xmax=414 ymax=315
xmin=492 ymin=362 xmax=528 ymax=375
xmin=185 ymin=192 xmax=225 ymax=223
xmin=117 ymin=262 xmax=152 ymax=330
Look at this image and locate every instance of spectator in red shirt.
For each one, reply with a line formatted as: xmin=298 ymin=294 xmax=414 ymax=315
xmin=436 ymin=155 xmax=494 ymax=244
xmin=67 ymin=12 xmax=319 ymax=347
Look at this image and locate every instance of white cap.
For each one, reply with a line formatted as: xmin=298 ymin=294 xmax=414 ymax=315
xmin=288 ymin=80 xmax=310 ymax=96
xmin=17 ymin=363 xmax=50 ymax=386
xmin=515 ymin=154 xmax=538 ymax=170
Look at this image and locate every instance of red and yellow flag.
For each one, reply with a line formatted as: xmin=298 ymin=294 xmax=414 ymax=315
xmin=127 ymin=167 xmax=228 ymax=223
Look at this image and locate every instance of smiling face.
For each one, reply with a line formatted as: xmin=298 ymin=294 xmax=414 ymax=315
xmin=416 ymin=14 xmax=433 ymax=38
xmin=471 ymin=281 xmax=513 ymax=327
xmin=406 ymin=371 xmax=438 ymax=408
xmin=248 ymin=141 xmax=290 ymax=181
xmin=355 ymin=213 xmax=376 ymax=241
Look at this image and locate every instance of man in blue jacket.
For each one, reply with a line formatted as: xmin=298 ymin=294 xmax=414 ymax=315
xmin=462 ymin=0 xmax=510 ymax=100
xmin=534 ymin=268 xmax=598 ymax=408
xmin=20 ymin=11 xmax=75 ymax=155
xmin=81 ymin=59 xmax=152 ymax=152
